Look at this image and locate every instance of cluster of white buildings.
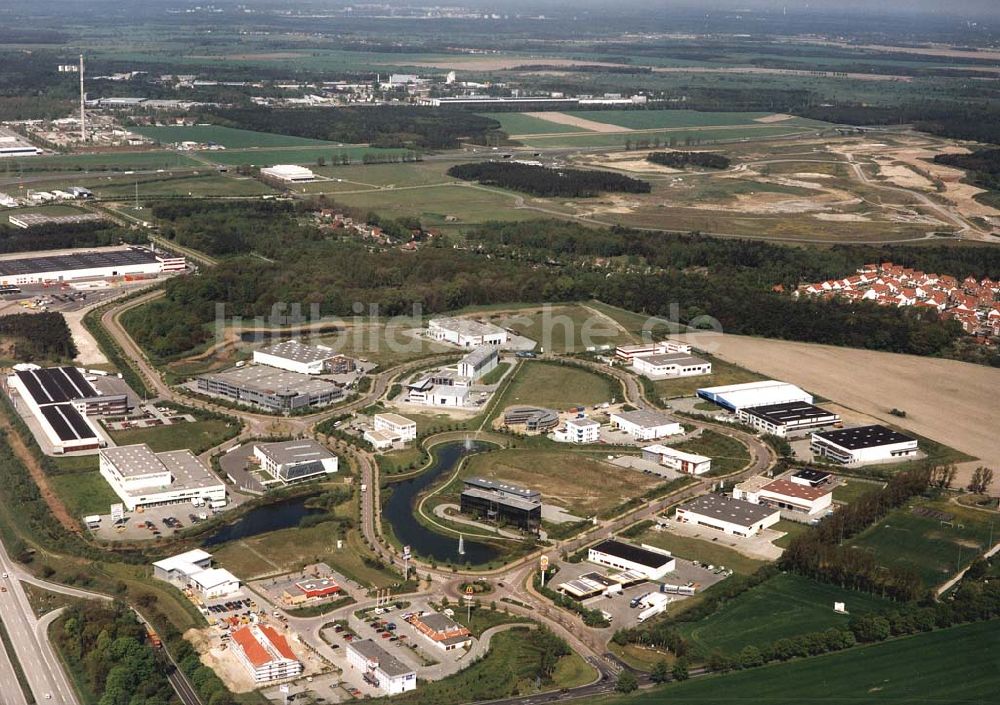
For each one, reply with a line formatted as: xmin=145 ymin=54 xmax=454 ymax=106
xmin=364 ymin=412 xmax=417 ymax=450
xmin=797 ymin=262 xmax=1000 ymax=336
xmin=153 ymin=549 xmax=241 ymax=600
xmin=733 ymin=473 xmax=833 ymax=516
xmin=428 ymin=317 xmax=508 ymax=348
xmin=615 ymin=340 xmax=711 ymax=380
xmin=100 ymin=443 xmax=227 ymax=511
xmin=404 ymin=345 xmax=500 ymax=408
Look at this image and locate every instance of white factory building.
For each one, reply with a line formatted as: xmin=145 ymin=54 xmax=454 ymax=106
xmin=696 ymin=379 xmax=813 ymax=412
xmin=346 ymin=639 xmax=417 ymax=695
xmin=642 ymin=444 xmax=712 ymax=475
xmin=252 ymin=340 xmax=354 ymax=375
xmin=365 ymin=412 xmax=417 ymax=449
xmin=610 ymin=409 xmax=683 ymax=441
xmin=259 ymin=164 xmax=316 ymax=182
xmin=428 ymin=317 xmax=508 ymax=347
xmin=232 ymin=624 xmax=303 ymax=684
xmin=99 ymin=443 xmax=227 ymax=511
xmin=587 ymin=539 xmax=676 ymax=581
xmin=253 ymin=439 xmax=338 ymax=483
xmin=632 ymin=352 xmax=712 ymax=379
xmin=0 ymin=246 xmax=184 ymax=286
xmin=152 ymin=549 xmax=241 ymax=600
xmin=457 ymin=345 xmax=499 ymax=381
xmin=553 ymin=415 xmax=601 ymax=443
xmin=674 ymin=494 xmax=781 ymax=537
xmin=615 ymin=339 xmax=691 ymax=362
xmin=810 ymin=425 xmax=918 ymax=465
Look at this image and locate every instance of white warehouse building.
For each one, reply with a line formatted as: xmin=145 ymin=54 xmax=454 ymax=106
xmin=99 ymin=443 xmax=227 ymax=511
xmin=632 ymin=352 xmax=711 ymax=379
xmin=642 ymin=444 xmax=712 ymax=475
xmin=252 ymin=340 xmax=351 ymax=375
xmin=610 ymin=409 xmax=683 ymax=441
xmin=428 ymin=317 xmax=508 ymax=347
xmin=696 ymin=380 xmax=812 ymax=413
xmin=587 ymin=539 xmax=676 ymax=580
xmin=260 ymin=164 xmax=316 ymax=182
xmin=0 ymin=246 xmax=185 ymax=287
xmin=674 ymin=494 xmax=781 ymax=537
xmin=152 ymin=549 xmax=241 ymax=600
xmin=811 ymin=425 xmax=918 ymax=465
xmin=346 ymin=639 xmax=417 ymax=695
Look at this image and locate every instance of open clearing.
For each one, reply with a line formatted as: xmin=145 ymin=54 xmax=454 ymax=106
xmin=494 ymin=360 xmax=616 ymax=410
xmin=633 ymin=528 xmax=767 ymax=575
xmin=455 ymin=448 xmax=661 ymax=515
xmin=491 ymin=304 xmax=633 ymax=353
xmin=524 ymin=112 xmax=628 ymax=133
xmin=132 ymin=125 xmax=339 ymax=149
xmin=675 ymin=331 xmax=1000 ymax=476
xmin=677 ymin=574 xmax=892 ymax=655
xmin=613 ymin=620 xmax=999 ymax=704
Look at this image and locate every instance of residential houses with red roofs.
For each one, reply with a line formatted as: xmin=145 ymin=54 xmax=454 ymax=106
xmin=796 ymin=263 xmax=999 ymax=338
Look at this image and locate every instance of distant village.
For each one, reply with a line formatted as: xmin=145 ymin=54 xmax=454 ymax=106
xmin=797 ymin=262 xmax=1000 ymax=338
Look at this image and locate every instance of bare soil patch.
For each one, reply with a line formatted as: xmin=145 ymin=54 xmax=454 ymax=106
xmin=754 ymin=113 xmax=795 ymax=123
xmin=523 ymin=111 xmax=628 ymax=133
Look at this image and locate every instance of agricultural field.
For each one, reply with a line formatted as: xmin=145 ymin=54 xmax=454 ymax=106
xmin=633 ymin=528 xmax=767 ymax=575
xmin=446 ymin=448 xmax=662 ymax=517
xmin=600 ymin=620 xmax=999 ymax=705
xmin=7 ymin=150 xmax=200 ymax=172
xmin=518 ymin=124 xmax=821 ymax=149
xmin=313 ymin=160 xmax=463 ymax=188
xmin=491 ymin=304 xmax=634 ymax=353
xmin=132 ymin=125 xmax=340 ymax=149
xmin=678 ymin=574 xmax=892 ymax=656
xmin=653 ymin=355 xmax=767 ymax=400
xmin=91 ymin=172 xmax=275 ymax=199
xmin=201 ymin=145 xmax=412 ymax=167
xmin=494 ymin=360 xmax=617 ymax=410
xmin=107 ymin=417 xmax=239 ymax=455
xmin=847 ymin=497 xmax=997 ymax=589
xmin=49 ymin=470 xmax=120 ymax=518
xmin=564 ymin=110 xmax=825 ymax=131
xmin=480 ymin=112 xmax=586 ymax=135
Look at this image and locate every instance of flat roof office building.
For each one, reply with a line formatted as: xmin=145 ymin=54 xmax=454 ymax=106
xmin=253 ymin=439 xmax=338 ymax=483
xmin=587 ymin=540 xmax=676 ymax=580
xmin=632 ymin=353 xmax=711 ymax=379
xmin=642 ymin=444 xmax=711 ymax=475
xmin=428 ymin=317 xmax=508 ymax=347
xmin=197 ymin=365 xmax=343 ymax=411
xmin=675 ymin=494 xmax=781 ymax=537
xmin=460 ymin=476 xmax=541 ymax=532
xmin=100 ymin=443 xmax=226 ymax=511
xmin=737 ymin=401 xmax=840 ymax=437
xmin=253 ymin=340 xmax=354 ymax=375
xmin=610 ymin=409 xmax=683 ymax=441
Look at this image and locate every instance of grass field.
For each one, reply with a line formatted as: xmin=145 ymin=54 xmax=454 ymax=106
xmin=592 ymin=620 xmax=1000 ymax=705
xmin=565 ymin=110 xmax=814 ymax=130
xmin=669 ymin=430 xmax=750 ymax=476
xmin=479 ymin=112 xmax=587 ymax=135
xmin=493 ymin=304 xmax=634 ymax=353
xmin=847 ymin=497 xmax=996 ymax=589
xmin=654 ymin=355 xmax=767 ymax=400
xmin=313 ymin=325 xmax=457 ymax=367
xmin=454 ymin=448 xmax=661 ymax=515
xmin=518 ymin=124 xmax=819 ymax=149
xmin=91 ymin=172 xmax=275 ymax=198
xmin=832 ymin=478 xmax=885 ymax=505
xmin=9 ymin=150 xmax=200 ymax=171
xmin=634 ymin=528 xmax=767 ymax=575
xmin=677 ymin=574 xmax=892 ymax=656
xmin=133 ymin=125 xmax=340 ymax=149
xmin=107 ymin=418 xmax=239 ymax=454
xmin=49 ymin=471 xmax=120 ymax=518
xmin=202 ymin=145 xmax=412 ymax=167
xmin=495 ymin=360 xmax=617 ymax=410
xmin=313 ymin=159 xmax=461 ymax=188
xmin=771 ymin=520 xmax=812 ymax=549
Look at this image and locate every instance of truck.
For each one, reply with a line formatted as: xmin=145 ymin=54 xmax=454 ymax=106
xmin=637 ymin=601 xmax=668 ymax=623
xmin=360 ymin=484 xmax=367 ymax=493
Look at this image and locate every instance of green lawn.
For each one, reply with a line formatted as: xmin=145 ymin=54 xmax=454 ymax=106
xmin=771 ymin=520 xmax=812 ymax=549
xmin=133 ymin=125 xmax=341 ymax=149
xmin=832 ymin=478 xmax=885 ymax=505
xmin=107 ymin=418 xmax=238 ymax=454
xmin=564 ymin=110 xmax=808 ymax=130
xmin=847 ymin=497 xmax=996 ymax=589
xmin=90 ymin=173 xmax=275 ymax=199
xmin=203 ymin=145 xmax=412 ymax=167
xmin=11 ymin=150 xmax=200 ymax=172
xmin=480 ymin=362 xmax=511 ymax=385
xmin=634 ymin=528 xmax=767 ymax=575
xmin=494 ymin=304 xmax=633 ymax=353
xmin=677 ymin=574 xmax=893 ymax=656
xmin=670 ymin=430 xmax=750 ymax=476
xmin=49 ymin=471 xmax=120 ymax=518
xmin=479 ymin=112 xmax=587 ymax=135
xmin=591 ymin=620 xmax=999 ymax=705
xmin=314 ymin=325 xmax=457 ymax=367
xmin=495 ymin=360 xmax=616 ymax=411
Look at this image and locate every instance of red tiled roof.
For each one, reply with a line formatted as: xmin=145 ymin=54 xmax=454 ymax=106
xmin=232 ymin=627 xmax=271 ymax=668
xmin=259 ymin=624 xmax=297 ymax=661
xmin=762 ymin=479 xmax=831 ymax=501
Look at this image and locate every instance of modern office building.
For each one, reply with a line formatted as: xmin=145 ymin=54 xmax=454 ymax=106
xmin=615 ymin=340 xmax=692 ymax=362
xmin=632 ymin=353 xmax=711 ymax=379
xmin=253 ymin=439 xmax=338 ymax=483
xmin=152 ymin=549 xmax=241 ymax=600
xmin=99 ymin=443 xmax=227 ymax=511
xmin=810 ymin=425 xmax=918 ymax=465
xmin=373 ymin=413 xmax=417 ymax=441
xmin=346 ymin=639 xmax=417 ymax=695
xmin=457 ymin=345 xmax=499 ymax=380
xmin=502 ymin=406 xmax=559 ymax=432
xmin=197 ymin=365 xmax=343 ymax=411
xmin=553 ymin=415 xmax=601 ymax=443
xmin=460 ymin=476 xmax=542 ymax=532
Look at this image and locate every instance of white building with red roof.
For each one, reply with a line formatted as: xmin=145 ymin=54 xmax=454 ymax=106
xmin=231 ymin=624 xmax=303 ymax=683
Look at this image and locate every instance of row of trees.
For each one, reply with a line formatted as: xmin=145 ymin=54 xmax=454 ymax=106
xmin=447 ymin=161 xmax=651 ymax=197
xmin=646 ymin=151 xmax=731 ymax=170
xmin=0 ymin=220 xmax=137 ymax=254
xmin=0 ymin=311 xmax=77 ymax=361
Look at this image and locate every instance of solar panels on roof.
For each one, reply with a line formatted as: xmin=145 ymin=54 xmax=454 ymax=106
xmin=40 ymin=403 xmax=97 ymax=442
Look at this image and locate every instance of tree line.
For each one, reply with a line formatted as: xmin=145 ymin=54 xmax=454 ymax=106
xmin=203 ymin=105 xmax=503 ymax=149
xmin=447 ymin=161 xmax=651 ymax=197
xmin=0 ymin=220 xmax=138 ymax=254
xmin=646 ymin=151 xmax=731 ymax=170
xmin=0 ymin=312 xmax=77 ymax=361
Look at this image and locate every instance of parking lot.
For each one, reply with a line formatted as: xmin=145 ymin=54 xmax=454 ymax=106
xmin=551 ymin=556 xmax=728 ymax=630
xmin=89 ymin=498 xmax=244 ymax=542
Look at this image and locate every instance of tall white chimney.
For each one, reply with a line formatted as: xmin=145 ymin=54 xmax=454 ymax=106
xmin=79 ymin=54 xmax=86 ymax=142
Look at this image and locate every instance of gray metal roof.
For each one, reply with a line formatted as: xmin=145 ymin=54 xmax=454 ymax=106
xmin=612 ymin=408 xmax=677 ymax=428
xmin=255 ymin=439 xmax=334 ymax=466
xmin=348 ymin=639 xmax=414 ymax=678
xmin=199 ymin=365 xmax=342 ymax=397
xmin=257 ymin=340 xmax=339 ymax=365
xmin=678 ymin=494 xmax=779 ymax=526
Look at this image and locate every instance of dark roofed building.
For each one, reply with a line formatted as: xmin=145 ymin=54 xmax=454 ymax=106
xmin=737 ymin=401 xmax=840 ymax=437
xmin=587 ymin=539 xmax=675 ymax=579
xmin=811 ymin=425 xmax=918 ymax=465
xmin=460 ymin=476 xmax=541 ymax=532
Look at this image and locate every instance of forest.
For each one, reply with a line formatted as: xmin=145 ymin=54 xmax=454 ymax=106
xmin=0 ymin=312 xmax=77 ymax=361
xmin=447 ymin=161 xmax=651 ymax=197
xmin=934 ymin=148 xmax=1000 ymax=207
xmin=53 ymin=602 xmax=175 ymax=705
xmin=646 ymin=151 xmax=731 ymax=170
xmin=0 ymin=219 xmax=138 ymax=254
xmin=202 ymin=105 xmax=502 ymax=149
